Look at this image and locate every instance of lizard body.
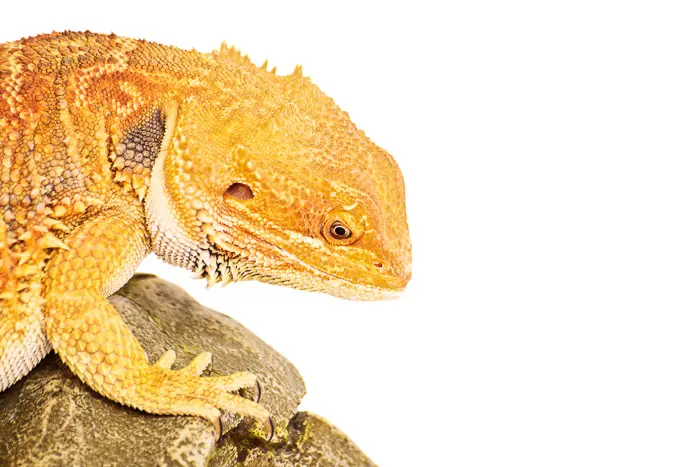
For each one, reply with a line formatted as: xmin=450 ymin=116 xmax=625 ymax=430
xmin=0 ymin=31 xmax=411 ymax=439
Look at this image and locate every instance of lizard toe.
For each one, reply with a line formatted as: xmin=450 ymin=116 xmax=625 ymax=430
xmin=208 ymin=370 xmax=258 ymax=393
xmin=180 ymin=351 xmax=213 ymax=376
xmin=154 ymin=350 xmax=177 ymax=370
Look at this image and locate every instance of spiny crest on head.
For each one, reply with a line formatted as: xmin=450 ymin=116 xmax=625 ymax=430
xmin=215 ymin=41 xmax=254 ymax=69
xmin=258 ymin=59 xmax=277 ymax=75
xmin=215 ymin=42 xmax=278 ymax=76
xmin=281 ymin=64 xmax=309 ymax=99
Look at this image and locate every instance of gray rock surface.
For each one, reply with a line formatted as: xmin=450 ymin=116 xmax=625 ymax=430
xmin=0 ymin=274 xmax=377 ymax=466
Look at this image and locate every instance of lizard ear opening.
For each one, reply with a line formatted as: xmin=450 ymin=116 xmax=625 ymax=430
xmin=225 ymin=182 xmax=254 ymax=201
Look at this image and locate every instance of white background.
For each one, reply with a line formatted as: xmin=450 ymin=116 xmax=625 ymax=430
xmin=3 ymin=1 xmax=700 ymax=466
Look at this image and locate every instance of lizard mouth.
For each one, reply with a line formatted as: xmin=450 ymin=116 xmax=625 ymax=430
xmin=209 ymin=226 xmax=406 ymax=300
xmin=268 ymin=248 xmax=406 ymax=301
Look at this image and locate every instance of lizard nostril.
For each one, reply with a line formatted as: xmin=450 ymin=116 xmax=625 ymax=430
xmin=373 ymin=261 xmax=383 ymax=269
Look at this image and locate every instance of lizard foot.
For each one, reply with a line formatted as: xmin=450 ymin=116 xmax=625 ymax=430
xmin=147 ymin=350 xmax=273 ymax=441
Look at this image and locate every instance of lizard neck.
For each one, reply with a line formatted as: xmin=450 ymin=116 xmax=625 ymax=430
xmin=146 ymin=152 xmax=241 ymax=286
xmin=145 ymin=151 xmax=206 ymax=272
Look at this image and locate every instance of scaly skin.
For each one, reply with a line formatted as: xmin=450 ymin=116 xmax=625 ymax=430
xmin=0 ymin=31 xmax=411 ymax=440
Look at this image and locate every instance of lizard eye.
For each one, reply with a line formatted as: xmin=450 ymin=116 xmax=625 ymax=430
xmin=322 ymin=208 xmax=364 ymax=245
xmin=329 ymin=222 xmax=352 ymax=240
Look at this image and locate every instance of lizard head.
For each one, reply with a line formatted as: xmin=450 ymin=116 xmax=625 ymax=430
xmin=149 ymin=67 xmax=411 ymax=300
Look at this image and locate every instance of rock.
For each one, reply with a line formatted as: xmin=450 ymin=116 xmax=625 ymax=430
xmin=0 ymin=274 xmax=377 ymax=467
xmin=210 ymin=412 xmax=377 ymax=467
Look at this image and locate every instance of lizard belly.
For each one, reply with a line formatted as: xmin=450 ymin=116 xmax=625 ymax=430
xmin=0 ymin=226 xmax=51 ymax=391
xmin=0 ymin=300 xmax=51 ymax=391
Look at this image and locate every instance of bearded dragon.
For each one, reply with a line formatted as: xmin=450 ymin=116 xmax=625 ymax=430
xmin=0 ymin=31 xmax=411 ymax=440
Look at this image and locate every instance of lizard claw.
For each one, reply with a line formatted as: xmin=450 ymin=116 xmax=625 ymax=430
xmin=214 ymin=414 xmax=223 ymax=440
xmin=266 ymin=416 xmax=275 ymax=442
xmin=254 ymin=379 xmax=262 ymax=403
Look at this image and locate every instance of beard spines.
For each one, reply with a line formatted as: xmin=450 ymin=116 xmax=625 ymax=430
xmin=194 ymin=248 xmax=253 ymax=287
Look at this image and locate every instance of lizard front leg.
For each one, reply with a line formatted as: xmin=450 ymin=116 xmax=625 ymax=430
xmin=43 ymin=204 xmax=272 ymax=439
